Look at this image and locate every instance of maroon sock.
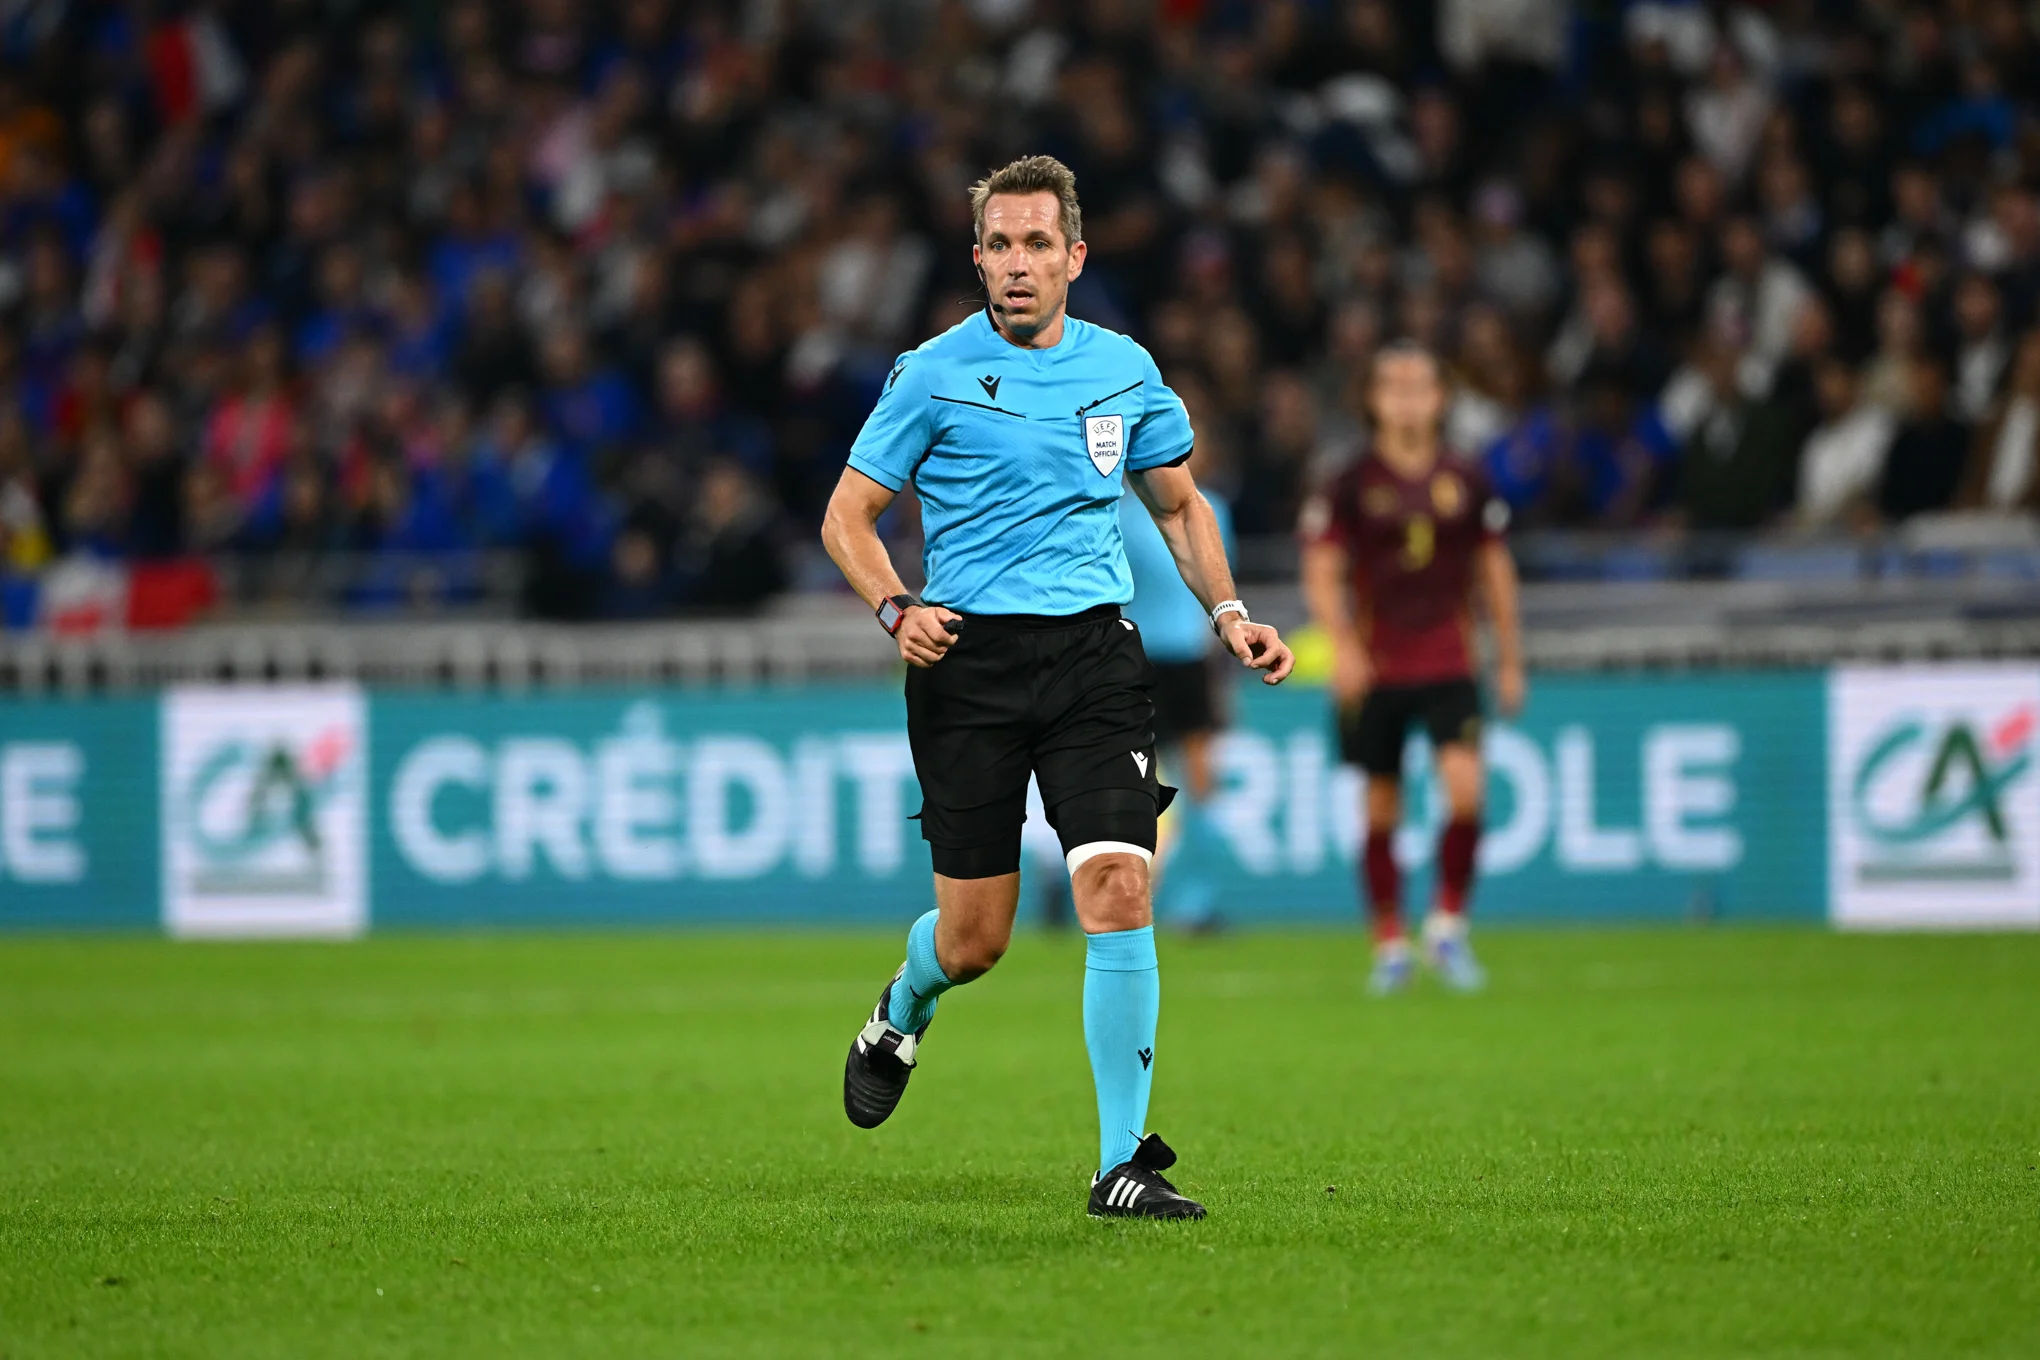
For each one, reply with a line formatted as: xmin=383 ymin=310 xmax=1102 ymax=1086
xmin=1437 ymin=818 xmax=1481 ymax=917
xmin=1363 ymin=829 xmax=1403 ymax=941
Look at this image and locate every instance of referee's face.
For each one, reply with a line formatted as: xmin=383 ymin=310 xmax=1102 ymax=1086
xmin=975 ymin=192 xmax=1086 ymax=342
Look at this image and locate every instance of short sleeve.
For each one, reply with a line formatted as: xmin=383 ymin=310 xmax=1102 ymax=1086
xmin=1298 ymin=471 xmax=1357 ymax=548
xmin=1126 ymin=344 xmax=1196 ymax=471
xmin=1469 ymin=464 xmax=1510 ymax=541
xmin=847 ymin=353 xmax=933 ymax=492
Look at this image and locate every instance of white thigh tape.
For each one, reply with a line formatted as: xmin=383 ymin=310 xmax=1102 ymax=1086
xmin=1064 ymin=840 xmax=1155 ymax=875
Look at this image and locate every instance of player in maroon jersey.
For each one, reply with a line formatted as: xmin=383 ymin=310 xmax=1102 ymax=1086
xmin=1299 ymin=341 xmax=1525 ymax=993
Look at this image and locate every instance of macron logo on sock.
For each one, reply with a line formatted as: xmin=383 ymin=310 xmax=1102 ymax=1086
xmin=1138 ymin=1047 xmax=1153 ymax=1070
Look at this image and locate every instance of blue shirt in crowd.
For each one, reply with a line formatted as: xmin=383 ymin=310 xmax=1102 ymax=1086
xmin=847 ymin=310 xmax=1195 ymax=615
xmin=1120 ymin=487 xmax=1232 ymax=663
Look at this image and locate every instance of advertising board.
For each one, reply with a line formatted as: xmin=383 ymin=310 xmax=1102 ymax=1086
xmin=1828 ymin=666 xmax=2040 ymax=929
xmin=162 ymin=685 xmax=369 ymax=938
xmin=0 ymin=665 xmax=2026 ymax=933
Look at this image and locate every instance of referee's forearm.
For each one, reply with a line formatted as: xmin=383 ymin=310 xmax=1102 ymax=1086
xmin=821 ymin=505 xmax=908 ymax=610
xmin=1155 ymin=493 xmax=1235 ymax=615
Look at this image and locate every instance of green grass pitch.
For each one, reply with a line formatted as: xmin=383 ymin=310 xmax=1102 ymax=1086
xmin=2 ymin=927 xmax=2036 ymax=1357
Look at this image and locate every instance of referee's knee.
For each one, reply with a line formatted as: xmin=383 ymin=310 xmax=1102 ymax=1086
xmin=1072 ymin=854 xmax=1151 ymax=933
xmin=943 ymin=922 xmax=1008 ymax=981
xmin=1050 ymin=787 xmax=1158 ymax=933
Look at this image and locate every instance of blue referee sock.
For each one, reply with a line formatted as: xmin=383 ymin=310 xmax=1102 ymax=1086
xmin=887 ymin=909 xmax=952 ymax=1034
xmin=1084 ymin=925 xmax=1160 ymax=1177
xmin=1157 ymin=796 xmax=1221 ymax=928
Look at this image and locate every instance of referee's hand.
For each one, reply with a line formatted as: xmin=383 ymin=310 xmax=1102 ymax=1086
xmin=897 ymin=605 xmax=963 ymax=668
xmin=1221 ymin=618 xmax=1295 ymax=685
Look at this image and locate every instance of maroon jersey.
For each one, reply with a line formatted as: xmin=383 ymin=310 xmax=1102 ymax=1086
xmin=1299 ymin=454 xmax=1508 ymax=686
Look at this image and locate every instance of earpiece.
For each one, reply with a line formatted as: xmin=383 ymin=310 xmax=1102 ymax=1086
xmin=978 ymin=261 xmax=1007 ymax=314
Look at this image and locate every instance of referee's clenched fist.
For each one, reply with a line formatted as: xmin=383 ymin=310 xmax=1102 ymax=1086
xmin=893 ymin=604 xmax=961 ymax=669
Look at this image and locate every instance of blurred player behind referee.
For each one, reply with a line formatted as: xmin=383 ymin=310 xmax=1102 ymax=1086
xmin=822 ymin=156 xmax=1294 ymax=1220
xmin=1119 ymin=446 xmax=1234 ymax=931
xmin=1299 ymin=341 xmax=1526 ymax=995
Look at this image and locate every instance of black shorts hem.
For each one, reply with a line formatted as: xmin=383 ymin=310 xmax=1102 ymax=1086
xmin=1150 ymin=658 xmax=1218 ymax=744
xmin=1338 ymin=678 xmax=1482 ymax=777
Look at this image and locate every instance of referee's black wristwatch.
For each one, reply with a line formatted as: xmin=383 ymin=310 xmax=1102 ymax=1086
xmin=876 ymin=593 xmax=919 ymax=636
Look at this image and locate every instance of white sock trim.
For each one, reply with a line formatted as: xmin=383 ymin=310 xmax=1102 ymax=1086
xmin=1064 ymin=841 xmax=1154 ymax=875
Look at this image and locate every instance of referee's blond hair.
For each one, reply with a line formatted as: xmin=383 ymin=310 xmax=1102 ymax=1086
xmin=969 ymin=156 xmax=1083 ymax=247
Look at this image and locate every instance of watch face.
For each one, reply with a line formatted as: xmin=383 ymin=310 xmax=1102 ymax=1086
xmin=878 ymin=600 xmax=904 ymax=633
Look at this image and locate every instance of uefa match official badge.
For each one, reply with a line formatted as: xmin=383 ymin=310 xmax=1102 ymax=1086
xmin=1085 ymin=414 xmax=1123 ymax=476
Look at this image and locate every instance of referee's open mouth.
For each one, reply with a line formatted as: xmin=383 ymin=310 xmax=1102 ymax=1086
xmin=1001 ymin=286 xmax=1036 ymax=308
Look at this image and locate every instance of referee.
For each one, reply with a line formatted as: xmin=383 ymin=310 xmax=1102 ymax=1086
xmin=822 ymin=155 xmax=1293 ymax=1221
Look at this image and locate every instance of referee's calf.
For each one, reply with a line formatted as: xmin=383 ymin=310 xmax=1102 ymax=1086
xmin=822 ymin=155 xmax=1293 ymax=1221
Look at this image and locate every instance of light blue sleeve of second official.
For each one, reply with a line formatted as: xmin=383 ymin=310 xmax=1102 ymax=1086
xmin=1208 ymin=490 xmax=1234 ymax=569
xmin=1119 ymin=488 xmax=1231 ymax=663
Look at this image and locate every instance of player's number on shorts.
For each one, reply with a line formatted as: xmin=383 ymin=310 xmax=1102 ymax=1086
xmin=1400 ymin=514 xmax=1435 ymax=570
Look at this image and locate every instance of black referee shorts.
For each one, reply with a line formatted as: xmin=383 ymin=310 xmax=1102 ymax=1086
xmin=906 ymin=604 xmax=1166 ymax=879
xmin=1338 ymin=678 xmax=1483 ymax=778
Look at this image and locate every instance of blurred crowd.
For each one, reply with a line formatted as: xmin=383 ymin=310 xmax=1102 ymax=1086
xmin=1 ymin=0 xmax=2039 ymax=622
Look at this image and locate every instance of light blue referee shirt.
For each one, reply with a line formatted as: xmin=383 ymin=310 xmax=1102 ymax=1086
xmin=1120 ymin=488 xmax=1232 ymax=663
xmin=848 ymin=309 xmax=1196 ymax=615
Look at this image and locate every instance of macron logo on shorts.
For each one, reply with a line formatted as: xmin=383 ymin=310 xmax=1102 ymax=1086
xmin=1132 ymin=751 xmax=1149 ymax=776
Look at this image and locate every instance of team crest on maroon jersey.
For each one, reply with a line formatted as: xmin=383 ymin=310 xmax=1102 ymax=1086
xmin=1431 ymin=471 xmax=1463 ymax=517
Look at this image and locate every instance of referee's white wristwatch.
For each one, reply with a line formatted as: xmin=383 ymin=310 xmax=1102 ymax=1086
xmin=1210 ymin=599 xmax=1250 ymax=635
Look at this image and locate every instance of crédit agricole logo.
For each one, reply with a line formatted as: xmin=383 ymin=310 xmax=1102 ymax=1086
xmin=1850 ymin=704 xmax=2034 ymax=883
xmin=183 ymin=726 xmax=354 ymax=895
